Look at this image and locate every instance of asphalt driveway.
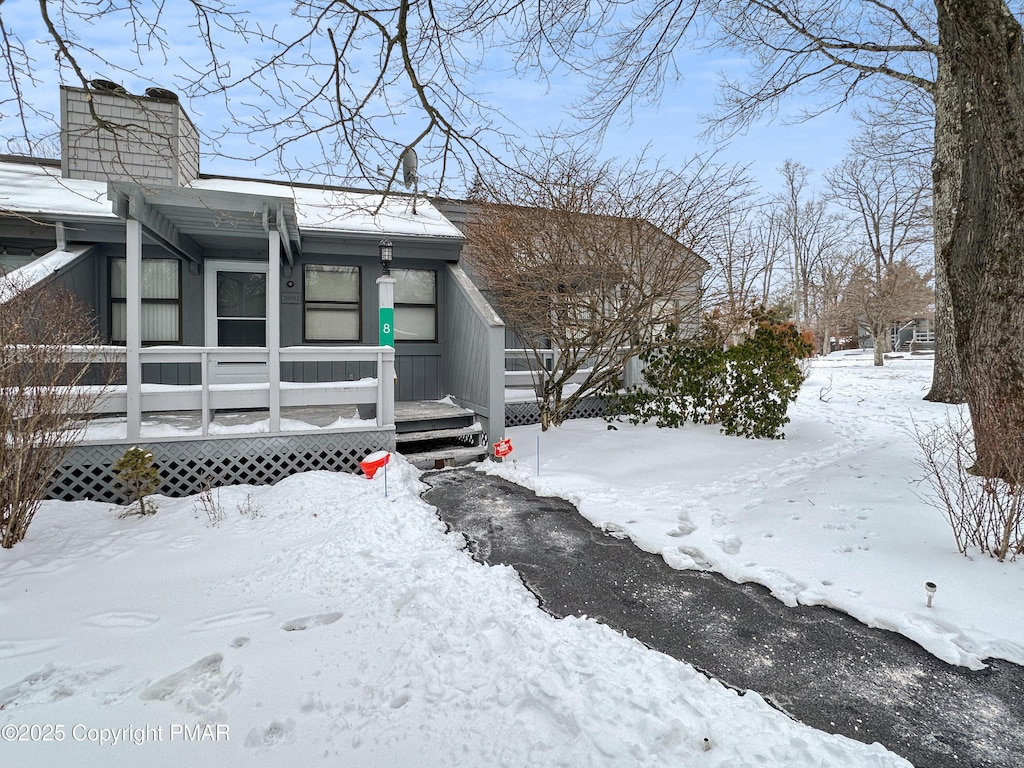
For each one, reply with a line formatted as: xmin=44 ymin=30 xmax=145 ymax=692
xmin=421 ymin=469 xmax=1024 ymax=768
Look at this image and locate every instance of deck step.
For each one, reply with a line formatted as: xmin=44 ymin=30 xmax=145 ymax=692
xmin=395 ymin=424 xmax=483 ymax=444
xmin=401 ymin=445 xmax=489 ymax=470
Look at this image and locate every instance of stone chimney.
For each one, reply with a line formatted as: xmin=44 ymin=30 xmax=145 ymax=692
xmin=60 ymin=83 xmax=199 ymax=186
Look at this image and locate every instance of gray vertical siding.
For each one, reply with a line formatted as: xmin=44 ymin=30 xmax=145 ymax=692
xmin=396 ymin=352 xmax=442 ymax=400
xmin=49 ymin=245 xmax=100 ymax=312
xmin=441 ymin=263 xmax=505 ymax=439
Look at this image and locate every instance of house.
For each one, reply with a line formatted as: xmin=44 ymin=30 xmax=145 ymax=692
xmin=1 ymin=84 xmax=504 ymax=499
xmin=1 ymin=83 xmax=707 ymax=500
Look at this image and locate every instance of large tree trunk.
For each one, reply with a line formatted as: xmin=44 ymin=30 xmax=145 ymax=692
xmin=934 ymin=0 xmax=1024 ymax=480
xmin=924 ymin=262 xmax=966 ymax=402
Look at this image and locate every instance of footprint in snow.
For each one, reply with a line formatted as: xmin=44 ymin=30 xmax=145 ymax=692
xmin=713 ymin=533 xmax=742 ymax=555
xmin=139 ymin=653 xmax=241 ymax=721
xmin=83 ymin=611 xmax=160 ymax=629
xmin=245 ymin=718 xmax=297 ymax=748
xmin=280 ymin=612 xmax=344 ymax=632
xmin=0 ymin=663 xmax=118 ymax=708
xmin=192 ymin=608 xmax=274 ymax=631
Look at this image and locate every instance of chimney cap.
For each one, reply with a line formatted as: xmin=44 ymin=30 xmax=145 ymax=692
xmin=89 ymin=78 xmax=128 ymax=95
xmin=145 ymin=87 xmax=179 ymax=101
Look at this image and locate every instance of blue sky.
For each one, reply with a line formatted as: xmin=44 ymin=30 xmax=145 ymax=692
xmin=2 ymin=0 xmax=859 ymax=197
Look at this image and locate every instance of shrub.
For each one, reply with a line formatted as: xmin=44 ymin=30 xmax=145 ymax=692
xmin=1 ymin=278 xmax=113 ymax=548
xmin=113 ymin=446 xmax=161 ymax=516
xmin=914 ymin=412 xmax=1024 ymax=562
xmin=607 ymin=312 xmax=812 ymax=439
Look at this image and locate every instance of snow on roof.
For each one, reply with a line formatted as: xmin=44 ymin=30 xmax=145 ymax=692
xmin=190 ymin=177 xmax=463 ymax=240
xmin=0 ymin=161 xmax=113 ymax=218
xmin=0 ymin=160 xmax=462 ymax=240
xmin=0 ymin=244 xmax=95 ymax=301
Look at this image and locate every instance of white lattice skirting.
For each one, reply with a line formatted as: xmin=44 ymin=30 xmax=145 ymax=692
xmin=47 ymin=430 xmax=394 ymax=503
xmin=505 ymin=397 xmax=608 ymax=428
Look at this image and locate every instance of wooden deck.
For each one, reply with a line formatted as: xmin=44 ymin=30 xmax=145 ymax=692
xmin=79 ymin=400 xmax=475 ymax=442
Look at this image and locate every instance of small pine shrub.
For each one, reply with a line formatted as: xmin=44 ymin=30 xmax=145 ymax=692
xmin=113 ymin=446 xmax=161 ymax=516
xmin=607 ymin=312 xmax=812 ymax=439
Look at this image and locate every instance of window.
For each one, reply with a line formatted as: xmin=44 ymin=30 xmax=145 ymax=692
xmin=393 ymin=268 xmax=436 ymax=342
xmin=304 ymin=265 xmax=361 ymax=342
xmin=111 ymin=258 xmax=181 ymax=344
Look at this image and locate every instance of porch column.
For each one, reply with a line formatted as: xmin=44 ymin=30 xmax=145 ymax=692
xmin=268 ymin=232 xmax=282 ymax=432
xmin=126 ymin=218 xmax=143 ymax=440
xmin=377 ymin=274 xmax=396 ymax=427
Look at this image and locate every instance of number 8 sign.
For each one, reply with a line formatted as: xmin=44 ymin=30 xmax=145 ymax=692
xmin=379 ymin=307 xmax=394 ymax=347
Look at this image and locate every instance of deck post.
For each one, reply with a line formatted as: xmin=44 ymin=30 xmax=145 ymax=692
xmin=267 ymin=232 xmax=281 ymax=432
xmin=377 ymin=273 xmax=396 ymax=429
xmin=200 ymin=349 xmax=210 ymax=437
xmin=125 ymin=218 xmax=143 ymax=440
xmin=379 ymin=346 xmax=395 ymax=428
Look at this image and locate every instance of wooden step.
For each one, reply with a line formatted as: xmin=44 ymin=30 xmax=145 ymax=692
xmin=395 ymin=423 xmax=483 ymax=444
xmin=401 ymin=445 xmax=489 ymax=470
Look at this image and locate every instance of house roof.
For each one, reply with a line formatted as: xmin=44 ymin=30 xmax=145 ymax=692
xmin=0 ymin=159 xmax=114 ymax=220
xmin=436 ymin=198 xmax=710 ymax=272
xmin=0 ymin=158 xmax=463 ymax=241
xmin=0 ymin=243 xmax=96 ymax=302
xmin=192 ymin=177 xmax=462 ymax=240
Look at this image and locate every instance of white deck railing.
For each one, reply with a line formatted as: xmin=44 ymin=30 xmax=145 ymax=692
xmin=503 ymin=347 xmax=635 ymax=390
xmin=59 ymin=344 xmax=396 ymax=438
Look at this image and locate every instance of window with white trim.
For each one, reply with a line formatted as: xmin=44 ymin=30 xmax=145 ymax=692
xmin=304 ymin=264 xmax=361 ymax=342
xmin=110 ymin=258 xmax=181 ymax=344
xmin=393 ymin=268 xmax=436 ymax=342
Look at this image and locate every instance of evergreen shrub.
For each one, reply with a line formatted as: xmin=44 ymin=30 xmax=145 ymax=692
xmin=607 ymin=311 xmax=812 ymax=439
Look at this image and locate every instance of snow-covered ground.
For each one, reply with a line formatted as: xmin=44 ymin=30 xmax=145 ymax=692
xmin=1 ymin=351 xmax=1017 ymax=766
xmin=488 ymin=351 xmax=1024 ymax=671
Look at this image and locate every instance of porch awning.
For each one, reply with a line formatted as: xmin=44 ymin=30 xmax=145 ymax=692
xmin=107 ymin=181 xmax=301 ymax=265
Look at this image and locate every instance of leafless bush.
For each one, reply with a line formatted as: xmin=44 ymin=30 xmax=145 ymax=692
xmin=1 ymin=277 xmax=113 ymax=547
xmin=195 ymin=477 xmax=225 ymax=526
xmin=914 ymin=412 xmax=1024 ymax=562
xmin=237 ymin=493 xmax=262 ymax=520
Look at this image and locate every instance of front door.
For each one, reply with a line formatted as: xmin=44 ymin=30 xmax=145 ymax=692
xmin=205 ymin=261 xmax=269 ymax=383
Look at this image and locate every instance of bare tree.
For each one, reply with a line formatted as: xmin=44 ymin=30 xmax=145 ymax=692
xmin=843 ymin=257 xmax=935 ymax=363
xmin=806 ymin=248 xmax=860 ymax=355
xmin=1 ymin=0 xmax=532 ymax=188
xmin=0 ymin=277 xmax=112 ymax=548
xmin=700 ymin=187 xmax=792 ymax=346
xmin=463 ymin=149 xmax=710 ymax=428
xmin=842 ymin=101 xmax=963 ymax=394
xmin=825 ymin=150 xmax=932 ymax=364
xmin=774 ymin=161 xmax=849 ymax=336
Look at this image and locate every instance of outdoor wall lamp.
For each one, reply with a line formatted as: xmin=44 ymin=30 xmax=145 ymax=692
xmin=379 ymin=238 xmax=394 ymax=275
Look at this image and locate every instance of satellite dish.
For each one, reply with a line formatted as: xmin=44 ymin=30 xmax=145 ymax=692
xmin=401 ymin=148 xmax=418 ymax=190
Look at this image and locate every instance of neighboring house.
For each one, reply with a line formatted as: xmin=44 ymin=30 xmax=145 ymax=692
xmin=854 ymin=317 xmax=936 ymax=352
xmin=437 ymin=200 xmax=709 ymax=394
xmin=891 ymin=318 xmax=935 ymax=352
